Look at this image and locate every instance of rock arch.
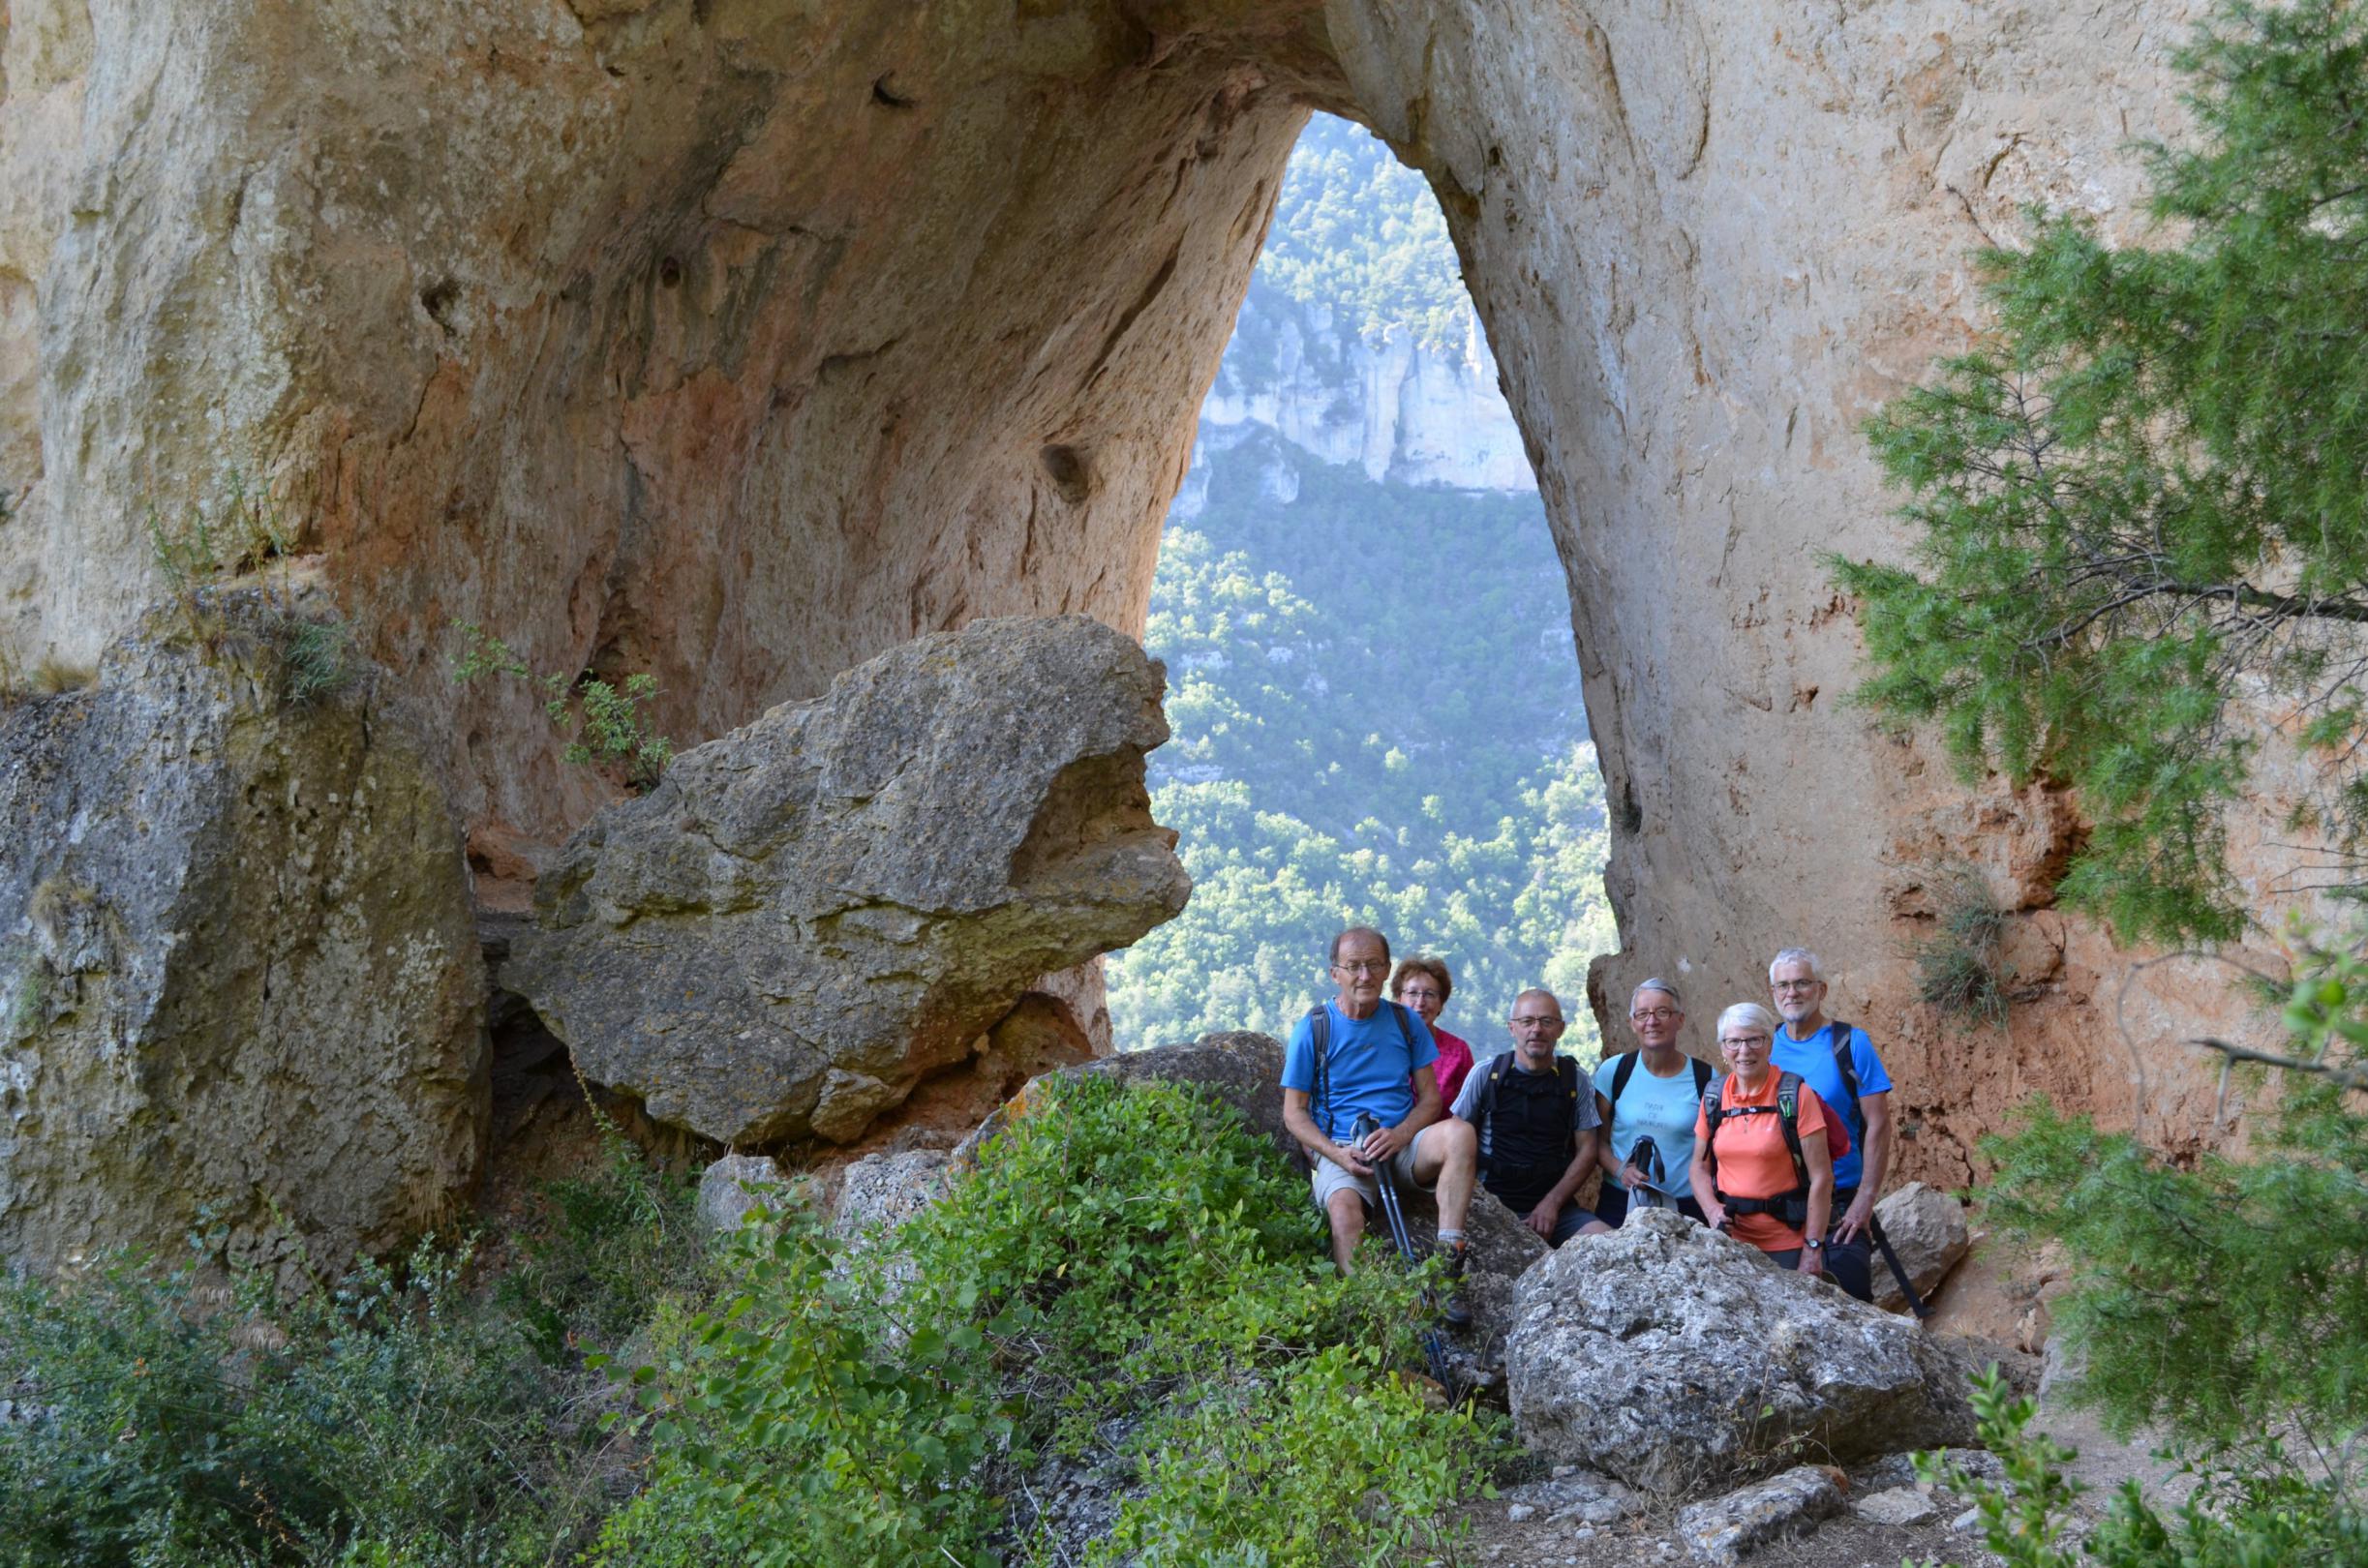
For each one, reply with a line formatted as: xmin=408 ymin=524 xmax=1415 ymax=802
xmin=1 ymin=0 xmax=2250 ymax=1180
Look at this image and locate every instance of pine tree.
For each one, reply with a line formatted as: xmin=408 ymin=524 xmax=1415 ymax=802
xmin=1834 ymin=0 xmax=2368 ymax=945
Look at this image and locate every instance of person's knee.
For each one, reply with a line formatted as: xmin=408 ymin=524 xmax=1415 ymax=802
xmin=1435 ymin=1117 xmax=1477 ymax=1170
xmin=1325 ymin=1191 xmax=1367 ymax=1236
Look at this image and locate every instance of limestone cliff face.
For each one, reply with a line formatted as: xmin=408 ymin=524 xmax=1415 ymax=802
xmin=1189 ymin=287 xmax=1532 ymax=494
xmin=0 ymin=0 xmax=2299 ymax=1188
xmin=0 ymin=0 xmax=1344 ymax=844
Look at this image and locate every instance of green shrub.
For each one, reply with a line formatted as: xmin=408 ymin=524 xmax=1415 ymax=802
xmin=275 ymin=618 xmax=357 ymax=707
xmin=449 ymin=624 xmax=672 ymax=789
xmin=0 ymin=1122 xmax=713 ymax=1568
xmin=599 ymin=1075 xmax=1501 ymax=1568
xmin=0 ymin=1237 xmax=567 ymax=1567
xmin=1909 ymin=863 xmax=2010 ymax=1027
xmin=1912 ymin=1367 xmax=2368 ymax=1568
xmin=496 ymin=1113 xmax=713 ymax=1363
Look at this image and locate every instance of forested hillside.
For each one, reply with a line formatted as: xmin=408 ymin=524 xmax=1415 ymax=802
xmin=1106 ymin=117 xmax=1613 ymax=1056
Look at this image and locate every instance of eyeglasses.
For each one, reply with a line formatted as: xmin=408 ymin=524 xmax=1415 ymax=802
xmin=1332 ymin=960 xmax=1390 ymax=976
xmin=1397 ymin=986 xmax=1442 ymax=1003
xmin=1509 ymin=1015 xmax=1564 ymax=1029
xmin=1718 ymin=1034 xmax=1771 ymax=1048
xmin=1629 ymin=1008 xmax=1680 ymax=1023
xmin=1772 ymin=980 xmax=1820 ymax=993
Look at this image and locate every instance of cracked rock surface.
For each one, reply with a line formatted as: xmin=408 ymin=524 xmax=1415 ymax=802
xmin=0 ymin=589 xmax=485 ymax=1275
xmin=1506 ymin=1209 xmax=1978 ymax=1494
xmin=510 ymin=616 xmax=1189 ymax=1148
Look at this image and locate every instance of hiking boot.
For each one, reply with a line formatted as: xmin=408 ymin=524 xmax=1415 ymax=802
xmin=1435 ymin=1240 xmax=1473 ymax=1328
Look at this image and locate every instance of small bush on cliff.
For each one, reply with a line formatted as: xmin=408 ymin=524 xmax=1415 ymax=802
xmin=1908 ymin=863 xmax=2011 ymax=1027
xmin=450 ymin=624 xmax=674 ymax=790
xmin=1834 ymin=0 xmax=2368 ymax=944
xmin=595 ymin=1074 xmax=1498 ymax=1568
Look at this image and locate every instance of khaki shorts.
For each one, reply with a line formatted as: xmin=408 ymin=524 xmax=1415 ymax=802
xmin=1310 ymin=1124 xmax=1443 ymax=1213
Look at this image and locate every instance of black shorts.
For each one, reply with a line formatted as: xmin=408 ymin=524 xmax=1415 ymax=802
xmin=1593 ymin=1182 xmax=1706 ymax=1229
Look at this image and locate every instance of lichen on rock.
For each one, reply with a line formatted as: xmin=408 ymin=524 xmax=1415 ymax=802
xmin=1505 ymin=1208 xmax=1978 ymax=1494
xmin=0 ymin=588 xmax=486 ymax=1275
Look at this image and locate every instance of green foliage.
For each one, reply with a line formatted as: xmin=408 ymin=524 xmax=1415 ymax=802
xmin=1251 ymin=117 xmax=1470 ymax=353
xmin=600 ymin=1075 xmax=1500 ymax=1568
xmin=274 ymin=618 xmax=357 ymax=708
xmin=142 ymin=471 xmax=299 ymax=648
xmin=1111 ymin=442 xmax=1610 ymax=1050
xmin=495 ymin=1111 xmax=713 ymax=1363
xmin=449 ymin=624 xmax=673 ymax=790
xmin=1977 ymin=920 xmax=2368 ymax=1461
xmin=1835 ymin=0 xmax=2368 ymax=944
xmin=0 ymin=1127 xmax=713 ymax=1567
xmin=1095 ymin=1344 xmax=1480 ymax=1567
xmin=1910 ymin=1367 xmax=2368 ymax=1568
xmin=1909 ymin=863 xmax=2010 ymax=1026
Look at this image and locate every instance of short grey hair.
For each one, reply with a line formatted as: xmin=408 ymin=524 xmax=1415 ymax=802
xmin=1629 ymin=977 xmax=1682 ymax=1010
xmin=1767 ymin=948 xmax=1824 ymax=984
xmin=1327 ymin=925 xmax=1391 ymax=966
xmin=1715 ymin=1002 xmax=1779 ymax=1043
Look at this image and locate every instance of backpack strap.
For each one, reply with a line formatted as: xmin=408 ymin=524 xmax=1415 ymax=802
xmin=1700 ymin=1076 xmax=1727 ymax=1184
xmin=1774 ymin=1070 xmax=1809 ymax=1195
xmin=1387 ymin=1000 xmax=1418 ymax=1053
xmin=1826 ymin=1021 xmax=1866 ymax=1155
xmin=1690 ymin=1056 xmax=1713 ymax=1098
xmin=1306 ymin=1005 xmax=1332 ymax=1138
xmin=1472 ymin=1052 xmax=1515 ymax=1164
xmin=1557 ymin=1053 xmax=1581 ymax=1104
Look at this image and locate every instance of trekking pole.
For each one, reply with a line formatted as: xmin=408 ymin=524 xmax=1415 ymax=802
xmin=1353 ymin=1115 xmax=1421 ymax=1261
xmin=1352 ymin=1115 xmax=1459 ymax=1394
xmin=1867 ymin=1212 xmax=1930 ymax=1319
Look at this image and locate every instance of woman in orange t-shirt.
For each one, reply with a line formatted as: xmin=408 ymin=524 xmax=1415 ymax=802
xmin=1689 ymin=1002 xmax=1835 ymax=1281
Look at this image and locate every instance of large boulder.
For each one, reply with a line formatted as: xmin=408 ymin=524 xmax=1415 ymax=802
xmin=1872 ymin=1182 xmax=1973 ymax=1312
xmin=510 ymin=617 xmax=1189 ymax=1149
xmin=0 ymin=589 xmax=486 ymax=1274
xmin=1506 ymin=1209 xmax=1978 ymax=1494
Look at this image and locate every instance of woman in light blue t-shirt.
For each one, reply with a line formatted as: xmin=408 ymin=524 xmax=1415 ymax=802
xmin=1589 ymin=978 xmax=1711 ymax=1227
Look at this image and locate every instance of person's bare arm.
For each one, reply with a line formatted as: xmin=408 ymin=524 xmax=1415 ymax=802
xmin=1282 ymin=1086 xmax=1369 ymax=1175
xmin=1800 ymin=1130 xmax=1833 ymax=1275
xmin=1593 ymin=1094 xmax=1630 ymax=1181
xmin=1837 ymin=1090 xmax=1894 ymax=1242
xmin=1691 ymin=1141 xmax=1723 ymax=1231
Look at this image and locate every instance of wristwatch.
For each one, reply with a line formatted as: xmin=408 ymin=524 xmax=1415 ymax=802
xmin=1802 ymin=1238 xmax=1824 ymax=1251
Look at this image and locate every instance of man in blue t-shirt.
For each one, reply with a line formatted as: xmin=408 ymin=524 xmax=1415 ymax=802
xmin=1281 ymin=926 xmax=1479 ymax=1320
xmin=1767 ymin=947 xmax=1896 ymax=1302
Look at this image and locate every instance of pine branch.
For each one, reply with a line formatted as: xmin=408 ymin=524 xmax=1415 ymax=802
xmin=2189 ymin=1036 xmax=2368 ymax=1094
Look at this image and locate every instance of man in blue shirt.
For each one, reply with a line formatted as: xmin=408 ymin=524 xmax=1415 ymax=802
xmin=1281 ymin=926 xmax=1479 ymax=1321
xmin=1767 ymin=947 xmax=1896 ymax=1302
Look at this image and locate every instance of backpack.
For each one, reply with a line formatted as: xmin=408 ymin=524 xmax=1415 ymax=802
xmin=1305 ymin=1000 xmax=1421 ymax=1140
xmin=1467 ymin=1050 xmax=1583 ymax=1171
xmin=1699 ymin=1070 xmax=1851 ymax=1226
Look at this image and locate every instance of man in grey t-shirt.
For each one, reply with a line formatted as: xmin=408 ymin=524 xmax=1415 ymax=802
xmin=1450 ymin=989 xmax=1605 ymax=1246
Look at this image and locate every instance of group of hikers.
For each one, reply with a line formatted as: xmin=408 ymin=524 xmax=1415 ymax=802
xmin=1278 ymin=926 xmax=1896 ymax=1326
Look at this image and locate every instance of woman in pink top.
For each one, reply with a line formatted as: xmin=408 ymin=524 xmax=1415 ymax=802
xmin=1390 ymin=955 xmax=1473 ymax=1107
